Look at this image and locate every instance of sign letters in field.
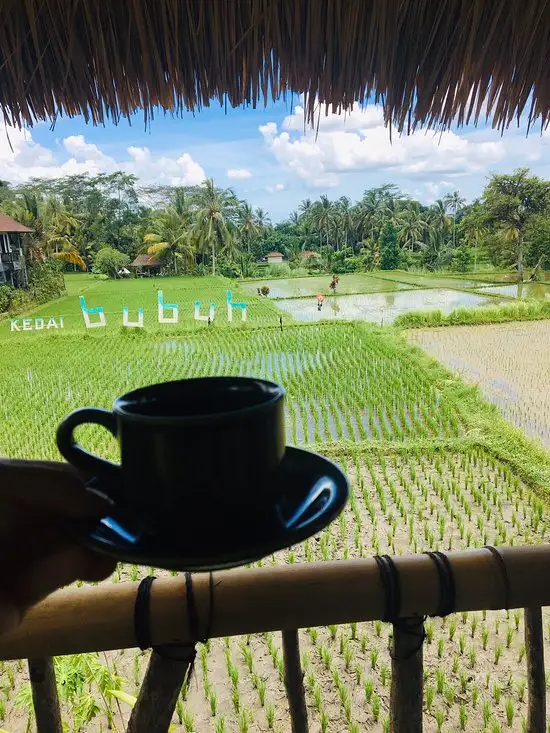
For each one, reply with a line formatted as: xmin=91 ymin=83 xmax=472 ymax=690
xmin=10 ymin=317 xmax=64 ymax=332
xmin=9 ymin=290 xmax=247 ymax=333
xmin=80 ymin=290 xmax=247 ymax=328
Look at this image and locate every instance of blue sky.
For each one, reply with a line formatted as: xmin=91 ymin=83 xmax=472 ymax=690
xmin=2 ymin=98 xmax=549 ymax=221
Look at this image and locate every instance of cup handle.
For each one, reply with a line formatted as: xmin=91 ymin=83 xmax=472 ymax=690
xmin=56 ymin=407 xmax=121 ymax=488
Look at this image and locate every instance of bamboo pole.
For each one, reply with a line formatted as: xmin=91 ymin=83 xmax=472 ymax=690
xmin=27 ymin=658 xmax=63 ymax=733
xmin=390 ymin=619 xmax=424 ymax=733
xmin=282 ymin=630 xmax=309 ymax=733
xmin=524 ymin=607 xmax=545 ymax=733
xmin=0 ymin=546 xmax=549 ymax=660
xmin=126 ymin=650 xmax=194 ymax=733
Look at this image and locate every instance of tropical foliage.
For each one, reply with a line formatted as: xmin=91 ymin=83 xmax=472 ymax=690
xmin=1 ymin=169 xmax=549 ymax=281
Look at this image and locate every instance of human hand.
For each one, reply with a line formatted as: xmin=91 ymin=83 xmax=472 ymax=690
xmin=0 ymin=459 xmax=116 ymax=634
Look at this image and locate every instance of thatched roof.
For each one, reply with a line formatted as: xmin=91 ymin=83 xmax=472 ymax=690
xmin=131 ymin=254 xmax=162 ymax=268
xmin=1 ymin=1 xmax=549 ymax=132
xmin=0 ymin=213 xmax=33 ymax=233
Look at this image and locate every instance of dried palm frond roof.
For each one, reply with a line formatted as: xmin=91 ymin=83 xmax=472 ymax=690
xmin=131 ymin=254 xmax=162 ymax=267
xmin=1 ymin=0 xmax=549 ymax=132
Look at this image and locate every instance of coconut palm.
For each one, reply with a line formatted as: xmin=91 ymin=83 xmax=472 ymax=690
xmin=445 ymin=190 xmax=466 ymax=249
xmin=42 ymin=198 xmax=87 ymax=270
xmin=310 ymin=195 xmax=334 ymax=248
xmin=238 ymin=203 xmax=261 ymax=254
xmin=144 ymin=211 xmax=194 ymax=273
xmin=298 ymin=198 xmax=313 ymax=218
xmin=335 ymin=196 xmax=353 ymax=251
xmin=397 ymin=204 xmax=427 ymax=252
xmin=254 ymin=207 xmax=270 ymax=229
xmin=463 ymin=225 xmax=488 ymax=273
xmin=191 ymin=178 xmax=238 ymax=275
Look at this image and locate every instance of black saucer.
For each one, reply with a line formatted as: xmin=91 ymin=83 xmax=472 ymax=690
xmin=82 ymin=447 xmax=349 ymax=571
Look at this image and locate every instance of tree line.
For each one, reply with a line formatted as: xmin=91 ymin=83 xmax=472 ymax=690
xmin=1 ymin=167 xmax=549 ymax=282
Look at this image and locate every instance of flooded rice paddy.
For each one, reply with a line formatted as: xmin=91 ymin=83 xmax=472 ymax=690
xmin=274 ymin=288 xmax=508 ymax=324
xmin=474 ymin=282 xmax=550 ymax=300
xmin=409 ymin=320 xmax=550 ymax=449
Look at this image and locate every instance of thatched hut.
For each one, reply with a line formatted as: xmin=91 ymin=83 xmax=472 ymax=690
xmin=0 ymin=1 xmax=548 ymax=133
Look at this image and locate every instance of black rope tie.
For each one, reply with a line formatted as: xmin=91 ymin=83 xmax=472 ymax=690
xmin=374 ymin=554 xmax=425 ymax=660
xmin=425 ymin=551 xmax=456 ymax=617
xmin=134 ymin=575 xmax=156 ymax=651
xmin=134 ymin=572 xmax=215 ymax=667
xmin=484 ymin=545 xmax=511 ymax=610
xmin=374 ymin=554 xmax=401 ymax=622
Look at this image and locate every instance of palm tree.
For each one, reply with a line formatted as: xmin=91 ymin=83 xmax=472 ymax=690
xmin=335 ymin=196 xmax=353 ymax=251
xmin=356 ymin=187 xmax=395 ymax=242
xmin=238 ymin=202 xmax=260 ymax=254
xmin=42 ymin=198 xmax=87 ymax=270
xmin=445 ymin=191 xmax=466 ymax=249
xmin=397 ymin=204 xmax=427 ymax=252
xmin=421 ymin=200 xmax=451 ymax=268
xmin=254 ymin=207 xmax=270 ymax=229
xmin=463 ymin=225 xmax=488 ymax=273
xmin=144 ymin=211 xmax=194 ymax=273
xmin=311 ymin=195 xmax=334 ymax=249
xmin=298 ymin=199 xmax=313 ymax=218
xmin=191 ymin=178 xmax=238 ymax=275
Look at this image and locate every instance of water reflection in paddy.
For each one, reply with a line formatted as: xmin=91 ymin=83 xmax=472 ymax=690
xmin=274 ymin=288 xmax=508 ymax=324
xmin=475 ymin=283 xmax=550 ymax=300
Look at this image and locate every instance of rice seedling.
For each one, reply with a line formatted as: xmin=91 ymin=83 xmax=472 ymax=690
xmin=436 ymin=668 xmax=445 ymax=695
xmin=483 ymin=701 xmax=493 ymax=728
xmin=238 ymin=708 xmax=252 ymax=733
xmin=506 ymin=699 xmax=515 ymax=727
xmin=183 ymin=709 xmax=195 ymax=732
xmin=459 ymin=703 xmax=468 ymax=730
xmin=372 ymin=695 xmax=381 ymax=722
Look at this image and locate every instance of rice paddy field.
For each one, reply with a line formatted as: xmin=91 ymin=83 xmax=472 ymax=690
xmin=239 ymin=271 xmax=549 ymax=325
xmin=409 ymin=321 xmax=550 ymax=450
xmin=0 ymin=274 xmax=549 ymax=732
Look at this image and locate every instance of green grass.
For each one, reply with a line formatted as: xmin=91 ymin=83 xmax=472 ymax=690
xmin=394 ymin=300 xmax=550 ymax=329
xmin=1 ymin=275 xmax=548 ymax=496
xmin=4 ymin=274 xmax=284 ymax=335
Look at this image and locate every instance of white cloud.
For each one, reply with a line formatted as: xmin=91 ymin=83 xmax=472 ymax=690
xmin=227 ymin=168 xmax=252 ymax=179
xmin=127 ymin=146 xmax=151 ymax=162
xmin=0 ymin=123 xmax=206 ymax=186
xmin=260 ymin=104 xmax=509 ymax=188
xmin=266 ymin=182 xmax=286 ymax=193
xmin=63 ymin=135 xmax=114 ymax=166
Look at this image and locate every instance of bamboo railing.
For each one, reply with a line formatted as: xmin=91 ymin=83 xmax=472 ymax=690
xmin=0 ymin=545 xmax=547 ymax=733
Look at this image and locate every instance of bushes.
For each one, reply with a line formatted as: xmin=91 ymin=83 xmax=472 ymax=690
xmin=265 ymin=263 xmax=292 ymax=278
xmin=0 ymin=284 xmax=14 ymax=313
xmin=0 ymin=262 xmax=65 ymax=315
xmin=27 ymin=261 xmax=65 ymax=303
xmin=395 ymin=300 xmax=550 ymax=328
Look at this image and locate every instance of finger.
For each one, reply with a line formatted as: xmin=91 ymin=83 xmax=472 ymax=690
xmin=0 ymin=459 xmax=112 ymax=518
xmin=9 ymin=545 xmax=116 ymax=614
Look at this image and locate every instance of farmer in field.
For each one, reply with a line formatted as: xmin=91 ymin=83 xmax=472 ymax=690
xmin=0 ymin=459 xmax=115 ymax=634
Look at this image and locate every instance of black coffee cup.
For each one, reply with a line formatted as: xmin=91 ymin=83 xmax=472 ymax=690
xmin=56 ymin=377 xmax=286 ymax=527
